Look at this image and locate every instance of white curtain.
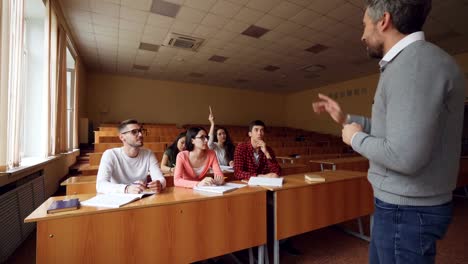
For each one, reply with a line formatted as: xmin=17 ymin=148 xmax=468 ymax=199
xmin=0 ymin=0 xmax=10 ymax=171
xmin=6 ymin=0 xmax=25 ymax=168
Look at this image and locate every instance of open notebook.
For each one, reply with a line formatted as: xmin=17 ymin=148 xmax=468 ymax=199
xmin=81 ymin=191 xmax=155 ymax=208
xmin=193 ymin=182 xmax=246 ymax=194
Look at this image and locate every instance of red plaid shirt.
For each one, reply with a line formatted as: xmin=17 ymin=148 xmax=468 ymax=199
xmin=233 ymin=141 xmax=281 ymax=180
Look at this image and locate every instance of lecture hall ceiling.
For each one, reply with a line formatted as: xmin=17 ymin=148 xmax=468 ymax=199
xmin=60 ymin=0 xmax=468 ymax=93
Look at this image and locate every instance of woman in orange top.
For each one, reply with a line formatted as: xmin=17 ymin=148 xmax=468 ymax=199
xmin=174 ymin=127 xmax=224 ymax=188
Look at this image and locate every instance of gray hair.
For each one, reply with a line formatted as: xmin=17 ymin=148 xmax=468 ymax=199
xmin=365 ymin=0 xmax=432 ymax=34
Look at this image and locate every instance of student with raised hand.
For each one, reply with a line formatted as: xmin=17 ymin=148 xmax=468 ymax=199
xmin=96 ymin=119 xmax=166 ymax=194
xmin=208 ymin=106 xmax=235 ymax=167
xmin=233 ymin=120 xmax=281 ymax=180
xmin=160 ymin=132 xmax=186 ymax=173
xmin=173 ymin=127 xmax=225 ymax=188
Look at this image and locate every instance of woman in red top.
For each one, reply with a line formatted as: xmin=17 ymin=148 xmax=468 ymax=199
xmin=174 ymin=127 xmax=224 ymax=188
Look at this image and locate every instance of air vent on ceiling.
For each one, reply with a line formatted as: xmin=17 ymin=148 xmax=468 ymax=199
xmin=163 ymin=33 xmax=204 ymax=51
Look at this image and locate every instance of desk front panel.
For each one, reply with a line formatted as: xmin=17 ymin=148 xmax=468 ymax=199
xmin=275 ymin=174 xmax=373 ymax=240
xmin=36 ymin=190 xmax=266 ymax=264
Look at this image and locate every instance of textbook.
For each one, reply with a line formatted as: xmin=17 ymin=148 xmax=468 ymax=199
xmin=47 ymin=198 xmax=80 ymax=214
xmin=81 ymin=192 xmax=155 ymax=208
xmin=248 ymin=177 xmax=284 ymax=187
xmin=193 ymin=183 xmax=246 ymax=194
xmin=305 ymin=174 xmax=326 ymax=182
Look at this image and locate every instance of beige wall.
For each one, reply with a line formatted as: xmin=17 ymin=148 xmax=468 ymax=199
xmin=86 ymin=73 xmax=286 ymax=128
xmin=285 ymin=52 xmax=468 ymax=136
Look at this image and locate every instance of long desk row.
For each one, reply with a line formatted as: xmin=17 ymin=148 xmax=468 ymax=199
xmin=26 ymin=170 xmax=374 ymax=264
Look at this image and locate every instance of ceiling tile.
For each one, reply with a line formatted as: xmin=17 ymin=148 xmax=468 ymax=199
xmin=269 ymin=1 xmax=302 ymax=19
xmin=90 ymin=0 xmax=120 ymax=18
xmin=200 ymin=13 xmax=230 ymax=29
xmin=210 ymin=0 xmax=243 ymax=18
xmin=193 ymin=25 xmax=219 ymax=38
xmin=92 ymin=13 xmax=119 ymax=28
xmin=255 ymin=14 xmax=285 ymax=30
xmin=223 ymin=20 xmax=250 ymax=33
xmin=327 ymin=3 xmax=361 ymax=22
xmin=147 ymin=13 xmax=175 ymax=28
xmin=233 ymin=7 xmax=264 ymax=24
xmin=170 ymin=20 xmax=198 ymax=34
xmin=212 ymin=30 xmax=238 ymax=41
xmin=176 ymin=6 xmax=207 ymax=23
xmin=120 ymin=7 xmax=150 ymax=23
xmin=290 ymin=9 xmax=321 ymax=26
xmin=122 ymin=0 xmax=152 ymax=11
xmin=247 ymin=0 xmax=282 ymax=13
xmin=275 ymin=21 xmax=302 ymax=34
xmin=308 ymin=0 xmax=345 ymax=15
xmin=184 ymin=0 xmax=217 ymax=12
xmin=307 ymin=15 xmax=338 ymax=31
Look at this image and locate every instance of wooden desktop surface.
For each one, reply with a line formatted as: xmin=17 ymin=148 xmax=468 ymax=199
xmin=25 ymin=186 xmax=267 ymax=264
xmin=272 ymin=170 xmax=374 ymax=241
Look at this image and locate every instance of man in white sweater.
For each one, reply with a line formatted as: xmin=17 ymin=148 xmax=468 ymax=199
xmin=96 ymin=119 xmax=166 ymax=194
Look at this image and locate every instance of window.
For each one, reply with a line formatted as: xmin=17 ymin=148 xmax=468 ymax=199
xmin=66 ymin=47 xmax=76 ymax=151
xmin=21 ymin=0 xmax=46 ymax=159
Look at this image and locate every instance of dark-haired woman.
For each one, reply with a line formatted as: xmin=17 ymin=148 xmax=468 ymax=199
xmin=160 ymin=132 xmax=185 ymax=173
xmin=208 ymin=107 xmax=235 ymax=167
xmin=174 ymin=127 xmax=224 ymax=188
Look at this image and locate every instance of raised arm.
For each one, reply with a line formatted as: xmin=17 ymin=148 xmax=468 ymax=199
xmin=207 ymin=106 xmax=216 ymax=149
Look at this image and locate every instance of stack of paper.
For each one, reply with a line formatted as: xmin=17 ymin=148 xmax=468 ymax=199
xmin=248 ymin=177 xmax=284 ymax=187
xmin=194 ymin=182 xmax=246 ymax=194
xmin=220 ymin=165 xmax=234 ymax=172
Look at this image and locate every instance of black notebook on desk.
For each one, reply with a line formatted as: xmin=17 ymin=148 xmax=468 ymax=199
xmin=47 ymin=198 xmax=80 ymax=214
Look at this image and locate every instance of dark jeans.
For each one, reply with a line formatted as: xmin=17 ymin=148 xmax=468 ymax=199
xmin=369 ymin=198 xmax=452 ymax=264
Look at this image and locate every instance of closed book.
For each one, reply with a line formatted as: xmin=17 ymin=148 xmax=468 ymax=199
xmin=47 ymin=198 xmax=80 ymax=214
xmin=305 ymin=174 xmax=325 ymax=182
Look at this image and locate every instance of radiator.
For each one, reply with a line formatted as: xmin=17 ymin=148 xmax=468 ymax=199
xmin=0 ymin=170 xmax=45 ymax=262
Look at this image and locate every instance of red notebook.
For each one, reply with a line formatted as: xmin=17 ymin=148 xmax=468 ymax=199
xmin=47 ymin=198 xmax=80 ymax=214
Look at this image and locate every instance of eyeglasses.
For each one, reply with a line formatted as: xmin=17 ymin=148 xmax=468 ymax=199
xmin=195 ymin=135 xmax=209 ymax=141
xmin=121 ymin=128 xmax=146 ymax=136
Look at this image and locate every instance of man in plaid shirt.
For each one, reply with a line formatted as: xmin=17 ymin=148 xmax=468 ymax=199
xmin=233 ymin=120 xmax=281 ymax=180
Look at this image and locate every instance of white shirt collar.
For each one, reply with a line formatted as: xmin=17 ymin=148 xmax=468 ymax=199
xmin=379 ymin=31 xmax=425 ymax=69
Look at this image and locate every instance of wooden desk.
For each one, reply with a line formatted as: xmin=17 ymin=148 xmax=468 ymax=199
xmin=25 ymin=187 xmax=267 ymax=264
xmin=269 ymin=170 xmax=374 ymax=264
xmin=309 ymin=156 xmax=369 ymax=172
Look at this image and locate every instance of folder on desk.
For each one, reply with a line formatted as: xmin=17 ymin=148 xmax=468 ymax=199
xmin=248 ymin=177 xmax=284 ymax=187
xmin=47 ymin=198 xmax=80 ymax=214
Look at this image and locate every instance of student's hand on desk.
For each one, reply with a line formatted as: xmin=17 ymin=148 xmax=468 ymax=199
xmin=260 ymin=173 xmax=279 ymax=178
xmin=213 ymin=174 xmax=225 ymax=185
xmin=127 ymin=181 xmax=145 ymax=194
xmin=147 ymin=180 xmax=162 ymax=193
xmin=198 ymin=177 xmax=215 ymax=186
xmin=229 ymin=160 xmax=234 ymax=167
xmin=342 ymin=123 xmax=362 ymax=146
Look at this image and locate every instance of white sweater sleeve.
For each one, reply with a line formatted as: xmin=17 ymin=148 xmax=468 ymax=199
xmin=148 ymin=152 xmax=166 ymax=188
xmin=96 ymin=150 xmax=127 ymax=193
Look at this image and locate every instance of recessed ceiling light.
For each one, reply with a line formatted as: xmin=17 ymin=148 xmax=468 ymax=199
xmin=305 ymin=44 xmax=329 ymax=54
xmin=241 ymin=25 xmax=269 ymax=38
xmin=151 ymin=0 xmax=181 ymax=18
xmin=264 ymin=65 xmax=280 ymax=72
xmin=208 ymin=55 xmax=228 ymax=63
xmin=139 ymin=42 xmax=160 ymax=52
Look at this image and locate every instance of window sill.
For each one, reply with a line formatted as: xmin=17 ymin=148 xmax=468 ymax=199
xmin=0 ymin=149 xmax=79 ymax=186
